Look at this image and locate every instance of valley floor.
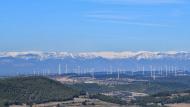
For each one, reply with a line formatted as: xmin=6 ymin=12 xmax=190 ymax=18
xmin=10 ymin=97 xmax=139 ymax=107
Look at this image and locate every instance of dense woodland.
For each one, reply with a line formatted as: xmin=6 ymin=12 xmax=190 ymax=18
xmin=0 ymin=76 xmax=81 ymax=106
xmin=89 ymin=94 xmax=127 ymax=105
xmin=132 ymin=90 xmax=190 ymax=106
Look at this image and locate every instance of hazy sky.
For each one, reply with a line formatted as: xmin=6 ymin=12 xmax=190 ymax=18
xmin=0 ymin=0 xmax=190 ymax=52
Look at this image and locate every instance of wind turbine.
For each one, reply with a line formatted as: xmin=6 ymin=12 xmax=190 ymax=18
xmin=150 ymin=65 xmax=153 ymax=78
xmin=142 ymin=66 xmax=145 ymax=76
xmin=174 ymin=67 xmax=177 ymax=77
xmin=78 ymin=66 xmax=80 ymax=75
xmin=33 ymin=70 xmax=36 ymax=76
xmin=58 ymin=64 xmax=61 ymax=75
xmin=110 ymin=66 xmax=113 ymax=74
xmin=165 ymin=65 xmax=168 ymax=77
xmin=48 ymin=69 xmax=50 ymax=76
xmin=171 ymin=66 xmax=174 ymax=75
xmin=153 ymin=69 xmax=156 ymax=80
xmin=65 ymin=64 xmax=68 ymax=74
xmin=160 ymin=66 xmax=163 ymax=77
xmin=117 ymin=68 xmax=120 ymax=80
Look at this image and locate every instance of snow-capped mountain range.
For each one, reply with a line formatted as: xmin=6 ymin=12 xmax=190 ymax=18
xmin=0 ymin=51 xmax=190 ymax=60
xmin=0 ymin=51 xmax=190 ymax=76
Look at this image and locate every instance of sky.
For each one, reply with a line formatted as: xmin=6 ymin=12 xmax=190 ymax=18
xmin=0 ymin=0 xmax=190 ymax=52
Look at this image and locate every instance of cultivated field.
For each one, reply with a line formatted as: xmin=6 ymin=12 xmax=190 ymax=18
xmin=166 ymin=103 xmax=190 ymax=107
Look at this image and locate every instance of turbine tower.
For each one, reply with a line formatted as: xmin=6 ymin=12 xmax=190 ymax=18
xmin=165 ymin=65 xmax=168 ymax=77
xmin=78 ymin=66 xmax=80 ymax=75
xmin=150 ymin=65 xmax=153 ymax=78
xmin=33 ymin=70 xmax=36 ymax=76
xmin=175 ymin=67 xmax=177 ymax=77
xmin=160 ymin=66 xmax=163 ymax=77
xmin=110 ymin=66 xmax=113 ymax=74
xmin=58 ymin=64 xmax=61 ymax=75
xmin=142 ymin=66 xmax=145 ymax=76
xmin=48 ymin=69 xmax=50 ymax=75
xmin=65 ymin=64 xmax=68 ymax=74
xmin=117 ymin=68 xmax=120 ymax=80
xmin=153 ymin=70 xmax=156 ymax=80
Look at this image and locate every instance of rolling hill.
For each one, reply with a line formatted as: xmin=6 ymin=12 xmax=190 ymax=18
xmin=0 ymin=76 xmax=81 ymax=106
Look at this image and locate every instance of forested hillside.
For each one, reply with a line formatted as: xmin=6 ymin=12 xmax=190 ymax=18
xmin=0 ymin=76 xmax=81 ymax=106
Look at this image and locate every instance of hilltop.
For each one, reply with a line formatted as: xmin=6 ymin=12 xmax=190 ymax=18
xmin=0 ymin=76 xmax=81 ymax=106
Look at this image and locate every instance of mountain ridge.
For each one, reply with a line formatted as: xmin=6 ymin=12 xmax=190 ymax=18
xmin=0 ymin=51 xmax=190 ymax=60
